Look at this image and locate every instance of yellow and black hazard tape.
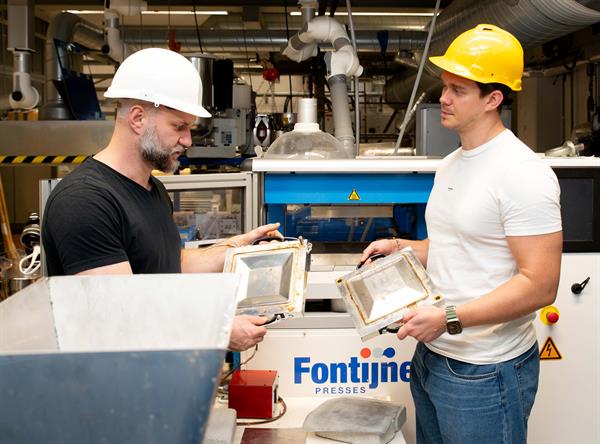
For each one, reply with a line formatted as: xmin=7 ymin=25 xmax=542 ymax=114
xmin=0 ymin=155 xmax=89 ymax=165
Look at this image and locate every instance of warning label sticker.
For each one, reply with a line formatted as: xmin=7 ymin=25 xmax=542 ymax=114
xmin=540 ymin=337 xmax=562 ymax=360
xmin=348 ymin=189 xmax=361 ymax=201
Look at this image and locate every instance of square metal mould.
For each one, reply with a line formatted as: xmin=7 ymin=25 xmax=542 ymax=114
xmin=336 ymin=247 xmax=443 ymax=341
xmin=223 ymin=239 xmax=310 ymax=318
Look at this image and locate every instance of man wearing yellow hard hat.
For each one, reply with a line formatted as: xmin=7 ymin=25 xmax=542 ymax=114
xmin=362 ymin=25 xmax=563 ymax=443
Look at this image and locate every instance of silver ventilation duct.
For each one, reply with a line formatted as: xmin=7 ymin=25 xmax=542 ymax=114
xmin=40 ymin=12 xmax=107 ymax=120
xmin=386 ymin=0 xmax=600 ymax=107
xmin=120 ymin=28 xmax=427 ymax=54
xmin=2 ymin=0 xmax=39 ymax=111
xmin=429 ymin=0 xmax=600 ymax=56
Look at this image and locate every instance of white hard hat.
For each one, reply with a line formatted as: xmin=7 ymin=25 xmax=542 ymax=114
xmin=104 ymin=48 xmax=211 ymax=118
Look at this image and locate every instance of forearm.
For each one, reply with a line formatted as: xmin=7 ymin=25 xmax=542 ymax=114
xmin=180 ymin=223 xmax=282 ymax=273
xmin=395 ymin=238 xmax=429 ymax=267
xmin=457 ymin=231 xmax=562 ymax=328
xmin=180 ymin=241 xmax=235 ymax=273
xmin=457 ymin=272 xmax=559 ymax=328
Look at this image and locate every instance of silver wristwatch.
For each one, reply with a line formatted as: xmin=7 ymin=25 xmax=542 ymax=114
xmin=445 ymin=305 xmax=463 ymax=335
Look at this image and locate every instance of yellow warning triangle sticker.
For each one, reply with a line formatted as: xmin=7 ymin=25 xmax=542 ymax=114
xmin=348 ymin=189 xmax=360 ymax=201
xmin=540 ymin=337 xmax=562 ymax=360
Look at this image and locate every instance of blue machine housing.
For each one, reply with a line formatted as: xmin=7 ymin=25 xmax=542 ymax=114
xmin=264 ymin=173 xmax=435 ymax=242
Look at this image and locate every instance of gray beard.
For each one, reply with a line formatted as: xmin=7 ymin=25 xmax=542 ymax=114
xmin=139 ymin=124 xmax=180 ymax=173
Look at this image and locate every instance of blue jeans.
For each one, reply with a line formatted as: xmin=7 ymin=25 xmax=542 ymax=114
xmin=410 ymin=342 xmax=539 ymax=444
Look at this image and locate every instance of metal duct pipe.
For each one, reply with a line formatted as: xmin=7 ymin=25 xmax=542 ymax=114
xmin=40 ymin=12 xmax=106 ymax=120
xmin=328 ymin=74 xmax=355 ymax=156
xmin=385 ymin=71 xmax=442 ymax=109
xmin=386 ymin=0 xmax=600 ymax=107
xmin=103 ymin=10 xmax=124 ymax=62
xmin=2 ymin=0 xmax=39 ymax=111
xmin=299 ymin=0 xmax=317 ymax=24
xmin=8 ymin=52 xmax=39 ymax=110
xmin=429 ymin=0 xmax=600 ymax=57
xmin=120 ymin=29 xmax=426 ymax=54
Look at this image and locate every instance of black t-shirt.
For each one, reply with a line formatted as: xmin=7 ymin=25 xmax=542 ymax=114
xmin=42 ymin=158 xmax=181 ymax=275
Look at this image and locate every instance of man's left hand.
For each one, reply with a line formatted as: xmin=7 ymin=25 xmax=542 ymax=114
xmin=237 ymin=222 xmax=283 ymax=246
xmin=397 ymin=306 xmax=447 ymax=343
xmin=229 ymin=315 xmax=269 ymax=351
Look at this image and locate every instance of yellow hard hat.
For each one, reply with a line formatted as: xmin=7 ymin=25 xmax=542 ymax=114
xmin=429 ymin=24 xmax=523 ymax=91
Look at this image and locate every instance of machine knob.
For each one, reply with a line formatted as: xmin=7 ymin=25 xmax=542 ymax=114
xmin=546 ymin=311 xmax=559 ymax=324
xmin=540 ymin=305 xmax=560 ymax=326
xmin=571 ymin=277 xmax=590 ymax=295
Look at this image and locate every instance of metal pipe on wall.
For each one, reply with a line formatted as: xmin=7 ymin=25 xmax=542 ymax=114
xmin=3 ymin=0 xmax=39 ymax=111
xmin=120 ymin=28 xmax=426 ymax=54
xmin=429 ymin=0 xmax=600 ymax=58
xmin=328 ymin=74 xmax=355 ymax=156
xmin=387 ymin=0 xmax=600 ymax=107
xmin=40 ymin=12 xmax=106 ymax=120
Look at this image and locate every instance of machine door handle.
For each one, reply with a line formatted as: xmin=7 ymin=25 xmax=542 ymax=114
xmin=357 ymin=253 xmax=386 ymax=269
xmin=251 ymin=236 xmax=297 ymax=245
xmin=571 ymin=277 xmax=590 ymax=295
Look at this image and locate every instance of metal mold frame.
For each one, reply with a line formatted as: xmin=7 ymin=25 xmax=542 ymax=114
xmin=336 ymin=247 xmax=443 ymax=341
xmin=223 ymin=238 xmax=311 ymax=318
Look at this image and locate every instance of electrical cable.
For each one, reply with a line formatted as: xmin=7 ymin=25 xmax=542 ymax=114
xmin=241 ymin=26 xmax=253 ymax=90
xmin=167 ymin=0 xmax=171 ymax=34
xmin=19 ymin=244 xmax=40 ymax=275
xmin=1 ymin=0 xmax=5 ymax=75
xmin=139 ymin=6 xmax=143 ymax=50
xmin=217 ymin=343 xmax=288 ymax=424
xmin=318 ymin=0 xmax=327 ymax=17
xmin=219 ymin=344 xmax=258 ymax=386
xmin=345 ymin=0 xmax=360 ymax=157
xmin=394 ymin=0 xmax=441 ymax=153
xmin=284 ymin=0 xmax=294 ymax=113
xmin=330 ymin=0 xmax=338 ymax=17
xmin=1 ymin=0 xmax=9 ymax=119
xmin=192 ymin=0 xmax=204 ymax=53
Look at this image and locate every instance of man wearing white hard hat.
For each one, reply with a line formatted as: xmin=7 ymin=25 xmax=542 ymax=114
xmin=42 ymin=48 xmax=279 ymax=351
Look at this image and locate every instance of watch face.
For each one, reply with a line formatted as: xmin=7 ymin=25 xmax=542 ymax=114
xmin=447 ymin=320 xmax=463 ymax=335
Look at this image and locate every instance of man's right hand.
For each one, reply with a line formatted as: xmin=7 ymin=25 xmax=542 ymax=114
xmin=228 ymin=315 xmax=268 ymax=351
xmin=360 ymin=239 xmax=398 ymax=264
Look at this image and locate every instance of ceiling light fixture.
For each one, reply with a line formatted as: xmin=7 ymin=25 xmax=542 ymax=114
xmin=289 ymin=11 xmax=433 ymax=17
xmin=64 ymin=10 xmax=228 ymax=15
xmin=142 ymin=10 xmax=228 ymax=15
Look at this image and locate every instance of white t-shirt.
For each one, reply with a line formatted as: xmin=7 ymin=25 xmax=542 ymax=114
xmin=425 ymin=129 xmax=562 ymax=364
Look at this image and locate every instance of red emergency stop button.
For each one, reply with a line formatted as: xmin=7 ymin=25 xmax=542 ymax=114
xmin=540 ymin=305 xmax=560 ymax=325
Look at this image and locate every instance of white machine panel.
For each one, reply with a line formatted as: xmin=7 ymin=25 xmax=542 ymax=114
xmin=244 ymin=254 xmax=600 ymax=444
xmin=529 ymin=253 xmax=600 ymax=444
xmin=243 ymin=328 xmax=419 ymax=443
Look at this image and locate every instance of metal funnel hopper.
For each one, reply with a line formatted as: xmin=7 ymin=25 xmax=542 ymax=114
xmin=0 ymin=274 xmax=240 ymax=444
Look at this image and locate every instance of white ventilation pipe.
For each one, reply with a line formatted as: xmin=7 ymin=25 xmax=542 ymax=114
xmin=299 ymin=0 xmax=317 ymax=25
xmin=7 ymin=51 xmax=39 ymax=110
xmin=283 ymin=14 xmax=363 ymax=157
xmin=3 ymin=0 xmax=39 ymax=111
xmin=103 ymin=10 xmax=125 ymax=63
xmin=102 ymin=0 xmax=146 ymax=63
xmin=327 ymin=74 xmax=355 ymax=155
xmin=283 ymin=16 xmax=362 ymax=78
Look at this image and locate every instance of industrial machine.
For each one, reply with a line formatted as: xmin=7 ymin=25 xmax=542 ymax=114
xmin=186 ymin=55 xmax=254 ymax=159
xmin=36 ymin=142 xmax=600 ymax=444
xmin=236 ymin=155 xmax=600 ymax=444
xmin=416 ymin=103 xmax=512 ymax=157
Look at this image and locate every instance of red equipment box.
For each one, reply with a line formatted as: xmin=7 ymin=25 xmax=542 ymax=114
xmin=228 ymin=370 xmax=279 ymax=419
